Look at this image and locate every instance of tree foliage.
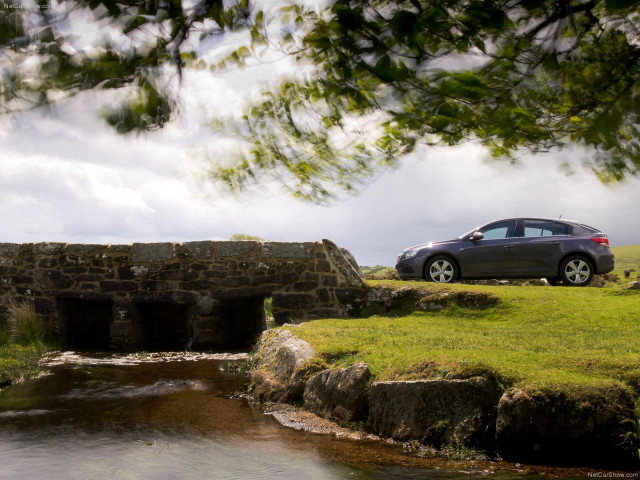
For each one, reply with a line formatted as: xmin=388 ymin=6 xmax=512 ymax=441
xmin=229 ymin=232 xmax=265 ymax=241
xmin=215 ymin=0 xmax=640 ymax=201
xmin=2 ymin=0 xmax=639 ymax=201
xmin=0 ymin=0 xmax=251 ymax=128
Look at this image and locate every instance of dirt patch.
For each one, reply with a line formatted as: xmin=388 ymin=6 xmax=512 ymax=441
xmin=262 ymin=403 xmax=381 ymax=441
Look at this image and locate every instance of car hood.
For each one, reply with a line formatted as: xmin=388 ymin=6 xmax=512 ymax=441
xmin=402 ymin=238 xmax=459 ymax=252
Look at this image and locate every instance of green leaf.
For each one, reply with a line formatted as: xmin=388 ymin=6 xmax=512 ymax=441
xmin=605 ymin=0 xmax=640 ymax=11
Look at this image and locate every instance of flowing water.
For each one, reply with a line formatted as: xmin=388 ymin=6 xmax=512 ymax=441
xmin=0 ymin=352 xmax=597 ymax=479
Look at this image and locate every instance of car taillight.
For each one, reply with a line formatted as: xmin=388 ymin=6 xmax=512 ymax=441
xmin=591 ymin=236 xmax=610 ymax=247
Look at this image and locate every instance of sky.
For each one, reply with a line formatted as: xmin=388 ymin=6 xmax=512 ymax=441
xmin=1 ymin=8 xmax=639 ymax=267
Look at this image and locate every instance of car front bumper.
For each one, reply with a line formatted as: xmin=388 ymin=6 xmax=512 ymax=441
xmin=395 ymin=259 xmax=421 ymax=279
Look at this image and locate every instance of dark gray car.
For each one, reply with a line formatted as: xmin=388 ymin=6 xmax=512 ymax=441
xmin=395 ymin=218 xmax=614 ymax=286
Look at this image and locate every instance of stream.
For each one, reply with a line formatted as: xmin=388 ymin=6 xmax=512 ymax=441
xmin=0 ymin=352 xmax=599 ymax=479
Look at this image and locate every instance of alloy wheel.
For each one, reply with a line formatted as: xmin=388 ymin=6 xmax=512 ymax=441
xmin=563 ymin=259 xmax=591 ymax=285
xmin=430 ymin=260 xmax=455 ymax=283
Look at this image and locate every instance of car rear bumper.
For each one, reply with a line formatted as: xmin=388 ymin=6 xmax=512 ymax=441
xmin=595 ymin=252 xmax=615 ymax=274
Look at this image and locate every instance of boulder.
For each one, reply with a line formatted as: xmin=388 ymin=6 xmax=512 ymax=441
xmin=417 ymin=291 xmax=450 ymax=310
xmin=367 ymin=377 xmax=499 ymax=448
xmin=366 ymin=285 xmax=425 ymax=310
xmin=624 ymin=280 xmax=640 ymax=290
xmin=417 ymin=291 xmax=499 ymax=311
xmin=250 ymin=329 xmax=316 ymax=403
xmin=496 ymin=386 xmax=640 ymax=468
xmin=366 ymin=285 xmax=394 ymax=304
xmin=303 ymin=363 xmax=371 ymax=424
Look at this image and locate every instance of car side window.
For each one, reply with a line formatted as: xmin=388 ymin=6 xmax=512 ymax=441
xmin=553 ymin=222 xmax=570 ymax=235
xmin=480 ymin=220 xmax=518 ymax=240
xmin=523 ymin=220 xmax=555 ymax=237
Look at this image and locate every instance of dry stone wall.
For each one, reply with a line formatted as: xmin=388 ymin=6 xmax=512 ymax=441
xmin=0 ymin=239 xmax=366 ymax=350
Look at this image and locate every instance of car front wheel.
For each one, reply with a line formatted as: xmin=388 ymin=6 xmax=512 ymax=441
xmin=425 ymin=256 xmax=458 ymax=283
xmin=559 ymin=256 xmax=594 ymax=286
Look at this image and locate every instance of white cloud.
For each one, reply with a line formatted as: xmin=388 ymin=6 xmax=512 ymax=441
xmin=2 ymin=105 xmax=639 ymax=265
xmin=1 ymin=28 xmax=639 ymax=267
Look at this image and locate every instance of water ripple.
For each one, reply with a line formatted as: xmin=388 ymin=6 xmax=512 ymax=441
xmin=42 ymin=351 xmax=249 ymax=367
xmin=0 ymin=409 xmax=52 ymax=419
xmin=61 ymin=380 xmax=208 ymax=400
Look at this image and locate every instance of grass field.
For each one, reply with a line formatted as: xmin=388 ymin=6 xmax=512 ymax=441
xmin=288 ymin=248 xmax=640 ymax=399
xmin=611 ymin=245 xmax=640 ymax=280
xmin=360 ymin=265 xmax=397 ymax=279
xmin=288 ymin=282 xmax=640 ymax=391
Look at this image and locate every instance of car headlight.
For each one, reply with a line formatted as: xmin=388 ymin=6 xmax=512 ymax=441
xmin=401 ymin=250 xmax=417 ymax=260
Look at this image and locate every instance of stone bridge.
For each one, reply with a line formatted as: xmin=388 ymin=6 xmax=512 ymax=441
xmin=0 ymin=240 xmax=366 ymax=351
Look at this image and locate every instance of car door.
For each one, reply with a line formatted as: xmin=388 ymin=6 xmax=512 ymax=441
xmin=516 ymin=219 xmax=566 ymax=276
xmin=458 ymin=220 xmax=520 ymax=277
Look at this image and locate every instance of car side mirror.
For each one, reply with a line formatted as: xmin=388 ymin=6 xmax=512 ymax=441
xmin=470 ymin=231 xmax=484 ymax=241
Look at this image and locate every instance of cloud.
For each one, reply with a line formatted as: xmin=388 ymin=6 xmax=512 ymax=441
xmin=1 ymin=44 xmax=639 ymax=267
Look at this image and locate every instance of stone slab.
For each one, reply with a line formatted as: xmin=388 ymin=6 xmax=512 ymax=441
xmin=131 ymin=242 xmax=176 ymax=262
xmin=304 ymin=364 xmax=371 ymax=423
xmin=183 ymin=241 xmax=213 ymax=258
xmin=0 ymin=243 xmax=20 ymax=257
xmin=214 ymin=241 xmax=259 ymax=257
xmin=262 ymin=242 xmax=315 ymax=259
xmin=368 ymin=377 xmax=498 ymax=448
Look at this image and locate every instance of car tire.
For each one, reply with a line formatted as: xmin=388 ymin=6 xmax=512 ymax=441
xmin=559 ymin=255 xmax=594 ymax=286
xmin=425 ymin=256 xmax=458 ymax=283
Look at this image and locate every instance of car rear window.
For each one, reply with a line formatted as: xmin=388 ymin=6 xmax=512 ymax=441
xmin=553 ymin=222 xmax=570 ymax=235
xmin=579 ymin=224 xmax=602 ymax=234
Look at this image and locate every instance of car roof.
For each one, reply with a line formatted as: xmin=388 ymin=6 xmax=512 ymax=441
xmin=492 ymin=217 xmax=580 ymax=224
xmin=481 ymin=218 xmax=602 ymax=233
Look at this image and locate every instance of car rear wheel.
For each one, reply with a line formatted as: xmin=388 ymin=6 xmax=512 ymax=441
xmin=559 ymin=256 xmax=594 ymax=286
xmin=425 ymin=256 xmax=458 ymax=283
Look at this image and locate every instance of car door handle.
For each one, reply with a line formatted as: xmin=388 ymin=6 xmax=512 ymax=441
xmin=503 ymin=245 xmax=515 ymax=249
xmin=549 ymin=242 xmax=560 ymax=246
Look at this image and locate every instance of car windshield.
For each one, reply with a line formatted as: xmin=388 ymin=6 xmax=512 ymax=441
xmin=457 ymin=227 xmax=480 ymax=239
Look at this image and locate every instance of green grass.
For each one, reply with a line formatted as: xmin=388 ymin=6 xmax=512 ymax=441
xmin=286 ymin=281 xmax=640 ymax=395
xmin=3 ymin=298 xmax=48 ymax=344
xmin=0 ymin=344 xmax=50 ymax=386
xmin=612 ymin=245 xmax=640 ymax=281
xmin=0 ymin=300 xmax=55 ymax=387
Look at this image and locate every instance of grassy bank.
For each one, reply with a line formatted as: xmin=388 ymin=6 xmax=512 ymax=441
xmin=611 ymin=245 xmax=640 ymax=280
xmin=285 ymin=281 xmax=640 ymax=398
xmin=0 ymin=344 xmax=51 ymax=387
xmin=0 ymin=300 xmax=55 ymax=387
